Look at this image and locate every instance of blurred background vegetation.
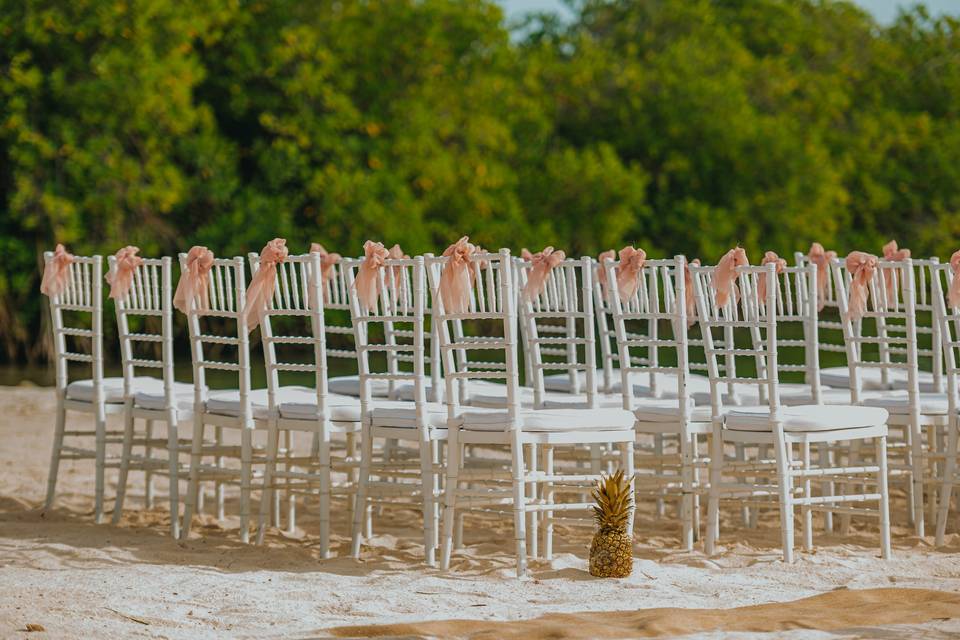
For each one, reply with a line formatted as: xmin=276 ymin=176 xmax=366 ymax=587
xmin=2 ymin=0 xmax=960 ymax=365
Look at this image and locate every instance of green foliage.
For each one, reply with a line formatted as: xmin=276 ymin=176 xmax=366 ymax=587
xmin=2 ymin=0 xmax=960 ymax=361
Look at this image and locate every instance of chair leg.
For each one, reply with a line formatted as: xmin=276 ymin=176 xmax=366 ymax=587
xmin=511 ymin=434 xmax=528 ymax=578
xmin=256 ymin=422 xmax=280 ymax=545
xmin=623 ymin=440 xmax=635 ymax=539
xmin=440 ymin=428 xmax=461 ymax=570
xmin=44 ymin=401 xmax=67 ymax=512
xmin=910 ymin=417 xmax=926 ymax=538
xmin=167 ymin=414 xmax=181 ymax=539
xmin=285 ymin=430 xmax=296 ymax=534
xmin=420 ymin=436 xmax=437 ymax=567
xmin=705 ymin=426 xmax=723 ymax=556
xmin=144 ymin=419 xmax=155 ymax=510
xmin=542 ymin=445 xmax=554 ymax=561
xmin=318 ymin=430 xmax=332 ymax=559
xmin=112 ymin=406 xmax=136 ymax=525
xmin=818 ymin=443 xmax=834 ymax=532
xmin=94 ymin=406 xmax=107 ymax=524
xmin=351 ymin=423 xmax=373 ymax=559
xmin=801 ymin=442 xmax=813 ymax=552
xmin=936 ymin=416 xmax=958 ymax=546
xmin=877 ymin=435 xmax=892 ymax=559
xmin=215 ymin=426 xmax=225 ymax=521
xmin=774 ymin=432 xmax=795 ymax=563
xmin=527 ymin=443 xmax=538 ymax=561
xmin=181 ymin=420 xmax=205 ymax=540
xmin=654 ymin=435 xmax=665 ymax=518
xmin=239 ymin=428 xmax=253 ymax=544
xmin=680 ymin=433 xmax=694 ymax=551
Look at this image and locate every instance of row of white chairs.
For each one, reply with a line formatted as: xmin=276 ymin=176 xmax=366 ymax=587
xmin=39 ymin=241 xmax=960 ymax=574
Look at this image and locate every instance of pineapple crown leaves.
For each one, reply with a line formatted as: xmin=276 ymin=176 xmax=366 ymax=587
xmin=592 ymin=469 xmax=634 ymax=530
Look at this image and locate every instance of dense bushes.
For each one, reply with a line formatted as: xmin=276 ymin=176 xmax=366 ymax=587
xmin=2 ymin=0 xmax=959 ymax=361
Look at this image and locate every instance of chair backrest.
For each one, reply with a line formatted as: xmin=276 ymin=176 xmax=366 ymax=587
xmin=592 ymin=257 xmax=620 ymax=394
xmin=795 ymin=251 xmax=846 ymax=375
xmin=44 ymin=252 xmax=105 ymax=398
xmin=931 ymin=262 xmax=960 ymax=413
xmin=345 ymin=255 xmax=428 ymax=422
xmin=109 ymin=255 xmax=176 ymax=405
xmin=179 ymin=254 xmax=252 ymax=419
xmin=427 ymin=249 xmax=521 ymax=425
xmin=691 ymin=262 xmax=780 ymax=418
xmin=311 ymin=255 xmax=361 ymax=382
xmin=749 ymin=262 xmax=823 ymax=402
xmin=248 ymin=252 xmax=329 ymax=417
xmin=515 ymin=256 xmax=598 ymax=408
xmin=911 ymin=257 xmax=944 ymax=392
xmin=831 ymin=257 xmax=919 ymax=403
xmin=604 ymin=255 xmax=692 ymax=413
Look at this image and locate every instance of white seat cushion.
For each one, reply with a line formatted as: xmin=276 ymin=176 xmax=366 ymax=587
xmin=544 ymin=370 xmax=710 ymax=396
xmin=368 ymin=401 xmax=455 ymax=429
xmin=820 ymin=366 xmax=937 ymax=392
xmin=691 ymin=382 xmax=811 ymax=407
xmin=205 ymin=386 xmax=314 ymax=420
xmin=328 ymin=375 xmax=392 ymax=398
xmin=66 ymin=376 xmax=166 ymax=404
xmin=134 ymin=382 xmax=202 ymax=412
xmin=861 ymin=392 xmax=949 ymax=415
xmin=725 ymin=405 xmax=889 ymax=432
xmin=459 ymin=407 xmax=636 ymax=432
xmin=278 ymin=393 xmax=363 ymax=422
xmin=633 ymin=399 xmax=712 ymax=423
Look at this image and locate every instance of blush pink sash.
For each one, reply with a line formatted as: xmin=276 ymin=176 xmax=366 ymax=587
xmin=354 ymin=240 xmax=390 ymax=312
xmin=845 ymin=251 xmax=878 ymax=321
xmin=521 ymin=246 xmax=566 ymax=299
xmin=40 ymin=244 xmax=75 ymax=297
xmin=173 ymin=246 xmax=214 ymax=314
xmin=713 ymin=247 xmax=748 ymax=308
xmin=807 ymin=242 xmax=837 ymax=310
xmin=439 ymin=236 xmax=475 ymax=314
xmin=757 ymin=251 xmax=786 ymax=303
xmin=106 ymin=246 xmax=143 ymax=300
xmin=243 ymin=238 xmax=288 ymax=331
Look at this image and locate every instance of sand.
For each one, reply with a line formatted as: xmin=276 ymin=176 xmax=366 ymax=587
xmin=2 ymin=385 xmax=960 ymax=639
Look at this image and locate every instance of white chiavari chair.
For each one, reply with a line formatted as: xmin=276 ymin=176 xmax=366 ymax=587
xmin=43 ymin=252 xmax=125 ymax=523
xmin=179 ymin=255 xmax=268 ymax=543
xmin=248 ymin=251 xmax=363 ymax=556
xmin=605 ymin=255 xmax=710 ymax=550
xmin=110 ymin=255 xmax=196 ymax=537
xmin=694 ymin=262 xmax=891 ymax=562
xmin=347 ymin=254 xmax=450 ymax=565
xmin=432 ymin=249 xmax=636 ymax=577
xmin=835 ymin=257 xmax=946 ymax=538
xmin=932 ymin=261 xmax=960 ymax=545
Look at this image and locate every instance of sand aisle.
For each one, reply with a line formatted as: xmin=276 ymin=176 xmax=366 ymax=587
xmin=2 ymin=386 xmax=960 ymax=639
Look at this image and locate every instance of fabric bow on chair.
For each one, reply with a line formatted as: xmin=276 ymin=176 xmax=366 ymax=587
xmin=807 ymin=242 xmax=837 ymax=311
xmin=757 ymin=251 xmax=786 ymax=304
xmin=107 ymin=246 xmax=144 ymax=300
xmin=845 ymin=250 xmax=878 ymax=322
xmin=40 ymin=244 xmax=75 ymax=297
xmin=881 ymin=240 xmax=910 ymax=301
xmin=615 ymin=246 xmax=646 ymax=301
xmin=684 ymin=258 xmax=701 ymax=326
xmin=174 ymin=246 xmax=215 ymax=314
xmin=439 ymin=236 xmax=475 ymax=314
xmin=713 ymin=247 xmax=749 ymax=308
xmin=354 ymin=240 xmax=390 ymax=312
xmin=596 ymin=250 xmax=616 ymax=299
xmin=949 ymin=250 xmax=960 ymax=308
xmin=243 ymin=238 xmax=288 ymax=331
xmin=310 ymin=242 xmax=342 ymax=300
xmin=521 ymin=246 xmax=566 ymax=300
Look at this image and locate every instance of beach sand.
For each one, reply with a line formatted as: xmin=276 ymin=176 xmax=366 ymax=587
xmin=2 ymin=385 xmax=960 ymax=639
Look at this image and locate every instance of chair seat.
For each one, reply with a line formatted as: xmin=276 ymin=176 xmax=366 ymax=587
xmin=368 ymin=401 xmax=459 ymax=429
xmin=861 ymin=392 xmax=949 ymax=415
xmin=820 ymin=366 xmax=938 ymax=392
xmin=134 ymin=382 xmax=202 ymax=412
xmin=392 ymin=379 xmax=508 ymax=403
xmin=725 ymin=405 xmax=889 ymax=432
xmin=205 ymin=386 xmax=314 ymax=420
xmin=328 ymin=375 xmax=392 ymax=398
xmin=633 ymin=399 xmax=712 ymax=423
xmin=543 ymin=370 xmax=710 ymax=396
xmin=66 ymin=376 xmax=167 ymax=404
xmin=691 ymin=382 xmax=811 ymax=406
xmin=278 ymin=393 xmax=363 ymax=422
xmin=459 ymin=407 xmax=636 ymax=432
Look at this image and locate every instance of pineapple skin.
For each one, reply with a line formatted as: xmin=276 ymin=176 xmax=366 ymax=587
xmin=589 ymin=526 xmax=633 ymax=578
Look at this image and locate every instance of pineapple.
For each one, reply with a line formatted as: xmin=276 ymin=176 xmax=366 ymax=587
xmin=589 ymin=469 xmax=634 ymax=578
